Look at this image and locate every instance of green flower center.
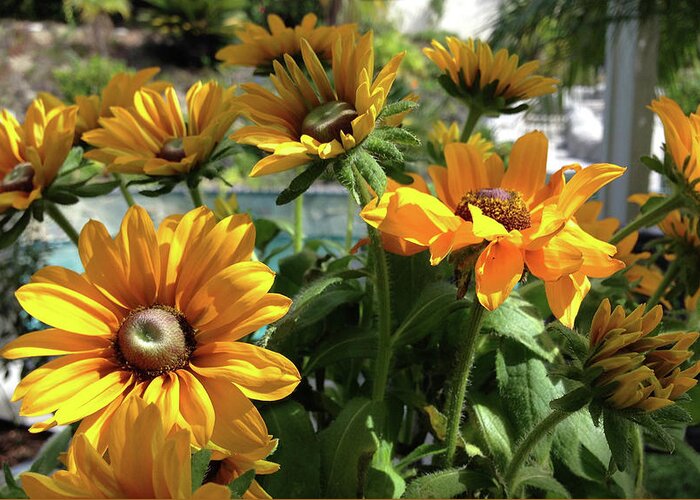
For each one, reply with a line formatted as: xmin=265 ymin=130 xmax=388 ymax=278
xmin=115 ymin=305 xmax=195 ymax=379
xmin=158 ymin=138 xmax=186 ymax=163
xmin=0 ymin=162 xmax=35 ymax=194
xmin=455 ymin=188 xmax=531 ymax=232
xmin=301 ymin=101 xmax=358 ymax=144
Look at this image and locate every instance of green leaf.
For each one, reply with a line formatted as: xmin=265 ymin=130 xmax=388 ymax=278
xmin=373 ymin=127 xmax=421 ymax=146
xmin=228 ymin=469 xmax=256 ymax=498
xmin=319 ymin=397 xmax=379 ymax=498
xmin=603 ymin=410 xmax=635 ymax=471
xmin=29 ymin=426 xmax=72 ymax=475
xmin=71 ymin=180 xmax=121 ymax=197
xmin=352 ymin=150 xmax=388 ymax=200
xmin=139 ymin=180 xmax=178 ymax=197
xmin=190 ymin=449 xmax=211 ymax=491
xmin=1 ymin=464 xmax=26 ymax=499
xmin=378 ymin=100 xmax=419 ymax=118
xmin=395 ymin=444 xmax=446 ymax=473
xmin=294 ymin=283 xmax=363 ymax=330
xmin=512 ymin=466 xmax=571 ymax=498
xmin=333 ymin=160 xmax=359 ymax=203
xmin=393 ymin=282 xmax=462 ymax=347
xmin=42 ymin=189 xmax=79 ymax=205
xmin=303 ymin=330 xmax=377 ymax=375
xmin=0 ymin=211 xmax=31 ymax=250
xmin=551 ymin=409 xmax=611 ymax=482
xmin=403 ymin=468 xmax=493 ymax=499
xmin=362 ymin=137 xmax=404 ymax=164
xmin=470 ymin=397 xmax=514 ymax=472
xmin=253 ymin=218 xmax=281 ymax=253
xmin=365 ymin=440 xmax=406 ymax=499
xmin=550 ymin=386 xmax=592 ymax=413
xmin=259 ymin=401 xmax=320 ymax=498
xmin=276 ymin=161 xmax=326 ymax=205
xmin=482 ymin=292 xmax=555 ymax=361
xmin=649 ymin=403 xmax=692 ymax=425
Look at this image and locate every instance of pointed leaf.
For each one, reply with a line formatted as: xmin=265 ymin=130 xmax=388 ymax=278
xmin=190 ymin=449 xmax=211 ymax=491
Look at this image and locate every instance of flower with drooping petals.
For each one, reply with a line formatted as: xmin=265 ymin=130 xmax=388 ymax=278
xmin=21 ymin=396 xmax=231 ymax=499
xmin=231 ymin=31 xmax=404 ymax=176
xmin=1 ymin=205 xmax=300 ymax=459
xmin=216 ymin=13 xmax=357 ymax=70
xmin=427 ymin=120 xmax=493 ymax=163
xmin=0 ymin=98 xmax=77 ymax=213
xmin=83 ymin=81 xmax=238 ymax=176
xmin=361 ymin=131 xmax=626 ymax=326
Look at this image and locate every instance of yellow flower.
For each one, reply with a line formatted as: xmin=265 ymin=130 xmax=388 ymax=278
xmin=82 ymin=81 xmax=238 ymax=176
xmin=216 ymin=13 xmax=357 ymax=69
xmin=214 ymin=450 xmax=280 ymax=499
xmin=423 ymin=37 xmax=558 ymax=111
xmin=361 ymin=131 xmax=625 ymax=326
xmin=39 ymin=67 xmax=168 ymax=138
xmin=231 ymin=32 xmax=404 ymax=176
xmin=649 ymin=96 xmax=700 ymax=193
xmin=1 ymin=205 xmax=300 ymax=458
xmin=0 ymin=98 xmax=77 ymax=213
xmin=20 ymin=396 xmax=231 ymax=499
xmin=587 ymin=299 xmax=700 ymax=412
xmin=428 ymin=120 xmax=493 ymax=159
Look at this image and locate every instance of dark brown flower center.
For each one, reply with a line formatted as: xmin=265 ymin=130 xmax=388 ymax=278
xmin=0 ymin=162 xmax=35 ymax=194
xmin=158 ymin=138 xmax=186 ymax=163
xmin=455 ymin=188 xmax=531 ymax=232
xmin=301 ymin=101 xmax=358 ymax=144
xmin=115 ymin=305 xmax=195 ymax=379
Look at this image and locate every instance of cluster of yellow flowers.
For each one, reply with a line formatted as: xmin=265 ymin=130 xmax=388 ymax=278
xmin=1 ymin=11 xmax=699 ymax=499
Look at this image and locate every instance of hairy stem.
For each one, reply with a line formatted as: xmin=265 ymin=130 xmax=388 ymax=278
xmin=460 ymin=107 xmax=483 ymax=142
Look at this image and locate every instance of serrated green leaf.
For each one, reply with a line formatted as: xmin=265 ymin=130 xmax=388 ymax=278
xmin=303 ymin=330 xmax=377 ymax=375
xmin=259 ymin=401 xmax=320 ymax=498
xmin=190 ymin=449 xmax=211 ymax=491
xmin=332 ymin=160 xmax=359 ymax=203
xmin=29 ymin=426 xmax=72 ymax=475
xmin=320 ymin=397 xmax=380 ymax=498
xmin=362 ymin=137 xmax=404 ymax=164
xmin=649 ymin=403 xmax=692 ymax=424
xmin=483 ymin=292 xmax=555 ymax=361
xmin=378 ymin=100 xmax=418 ymax=118
xmin=365 ymin=440 xmax=405 ymax=499
xmin=276 ymin=161 xmax=326 ymax=205
xmin=603 ymin=410 xmax=635 ymax=471
xmin=512 ymin=466 xmax=571 ymax=498
xmin=403 ymin=468 xmax=493 ymax=499
xmin=353 ymin=150 xmax=388 ymax=200
xmin=373 ymin=127 xmax=421 ymax=146
xmin=394 ymin=282 xmax=462 ymax=346
xmin=228 ymin=469 xmax=256 ymax=498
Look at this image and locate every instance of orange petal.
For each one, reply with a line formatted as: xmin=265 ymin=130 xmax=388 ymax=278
xmin=475 ymin=240 xmax=524 ymax=310
xmin=501 ymin=131 xmax=548 ymax=202
xmin=545 ymin=272 xmax=591 ymax=328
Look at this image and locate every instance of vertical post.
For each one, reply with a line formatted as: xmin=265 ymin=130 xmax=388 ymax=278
xmin=601 ymin=3 xmax=659 ymax=222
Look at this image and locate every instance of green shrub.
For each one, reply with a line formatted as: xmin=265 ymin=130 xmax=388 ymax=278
xmin=52 ymin=55 xmax=127 ymax=101
xmin=664 ymin=64 xmax=700 ymax=114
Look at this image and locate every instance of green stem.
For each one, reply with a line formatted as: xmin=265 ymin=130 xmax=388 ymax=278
xmin=460 ymin=107 xmax=483 ymax=142
xmin=444 ymin=295 xmax=487 ymax=466
xmin=647 ymin=257 xmax=681 ymax=309
xmin=294 ymin=194 xmax=304 ymax=253
xmin=503 ymin=410 xmax=573 ymax=495
xmin=609 ymin=192 xmax=685 ymax=245
xmin=353 ymin=166 xmax=393 ymax=403
xmin=345 ymin=191 xmax=355 ymax=252
xmin=634 ymin=426 xmax=645 ymax=497
xmin=188 ymin=184 xmax=204 ymax=208
xmin=113 ymin=173 xmax=135 ymax=207
xmin=45 ymin=202 xmax=79 ymax=247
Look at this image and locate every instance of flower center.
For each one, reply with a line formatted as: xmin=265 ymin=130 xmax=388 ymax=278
xmin=158 ymin=138 xmax=186 ymax=163
xmin=455 ymin=188 xmax=531 ymax=232
xmin=301 ymin=101 xmax=358 ymax=144
xmin=0 ymin=162 xmax=35 ymax=194
xmin=115 ymin=305 xmax=195 ymax=379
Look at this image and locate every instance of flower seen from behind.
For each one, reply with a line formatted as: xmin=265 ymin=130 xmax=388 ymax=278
xmin=231 ymin=31 xmax=404 ymax=176
xmin=21 ymin=396 xmax=231 ymax=499
xmin=83 ymin=81 xmax=237 ymax=176
xmin=361 ymin=131 xmax=626 ymax=326
xmin=1 ymin=205 xmax=300 ymax=463
xmin=0 ymin=98 xmax=77 ymax=213
xmin=216 ymin=13 xmax=357 ymax=70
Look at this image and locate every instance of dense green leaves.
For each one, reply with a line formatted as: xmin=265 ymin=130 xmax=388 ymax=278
xmin=403 ymin=468 xmax=493 ymax=499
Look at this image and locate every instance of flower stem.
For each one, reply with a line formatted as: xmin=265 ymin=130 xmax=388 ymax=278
xmin=188 ymin=184 xmax=204 ymax=208
xmin=294 ymin=194 xmax=304 ymax=253
xmin=352 ymin=166 xmax=393 ymax=402
xmin=503 ymin=410 xmax=573 ymax=495
xmin=609 ymin=192 xmax=685 ymax=245
xmin=45 ymin=202 xmax=79 ymax=247
xmin=444 ymin=295 xmax=487 ymax=466
xmin=345 ymin=191 xmax=355 ymax=252
xmin=634 ymin=426 xmax=645 ymax=497
xmin=113 ymin=173 xmax=135 ymax=207
xmin=647 ymin=257 xmax=681 ymax=309
xmin=460 ymin=107 xmax=483 ymax=142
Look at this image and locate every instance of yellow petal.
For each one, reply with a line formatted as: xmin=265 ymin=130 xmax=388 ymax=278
xmin=475 ymin=240 xmax=524 ymax=310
